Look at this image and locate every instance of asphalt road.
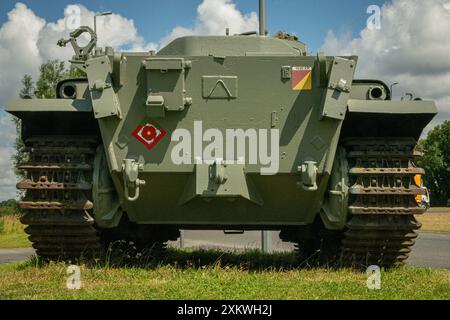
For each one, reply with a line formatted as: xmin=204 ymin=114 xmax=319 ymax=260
xmin=1 ymin=232 xmax=448 ymax=269
xmin=175 ymin=231 xmax=450 ymax=269
xmin=0 ymin=248 xmax=35 ymax=265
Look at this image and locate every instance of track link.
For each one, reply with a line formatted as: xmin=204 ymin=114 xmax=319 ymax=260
xmin=341 ymin=138 xmax=428 ymax=267
xmin=18 ymin=136 xmax=102 ymax=259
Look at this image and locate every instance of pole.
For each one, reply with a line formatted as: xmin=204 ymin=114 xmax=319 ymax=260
xmin=259 ymin=0 xmax=267 ymax=36
xmin=94 ymin=15 xmax=98 ymax=50
xmin=180 ymin=230 xmax=185 ymax=248
xmin=94 ymin=12 xmax=112 ymax=50
xmin=261 ymin=231 xmax=271 ymax=253
xmin=94 ymin=16 xmax=97 ymax=36
xmin=390 ymin=82 xmax=399 ymax=98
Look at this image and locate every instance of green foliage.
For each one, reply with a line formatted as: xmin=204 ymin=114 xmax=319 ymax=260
xmin=13 ymin=76 xmax=34 ymax=177
xmin=0 ymin=199 xmax=20 ymax=217
xmin=68 ymin=66 xmax=87 ymax=79
xmin=417 ymin=121 xmax=450 ymax=206
xmin=35 ymin=60 xmax=66 ymax=99
xmin=0 ymin=199 xmax=18 ymax=208
xmin=19 ymin=75 xmax=34 ymax=99
xmin=0 ymin=215 xmax=30 ymax=248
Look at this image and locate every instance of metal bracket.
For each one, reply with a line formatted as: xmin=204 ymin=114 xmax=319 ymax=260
xmin=144 ymin=58 xmax=192 ymax=116
xmin=57 ymin=26 xmax=97 ymax=61
xmin=122 ymin=159 xmax=146 ymax=202
xmin=298 ymin=161 xmax=318 ymax=192
xmin=329 ymin=78 xmax=351 ymax=93
xmin=179 ymin=161 xmax=263 ymax=206
xmin=281 ymin=66 xmax=292 ymax=80
xmin=316 ymin=52 xmax=328 ymax=88
xmin=85 ymin=56 xmax=122 ymax=119
xmin=211 ymin=160 xmax=228 ymax=185
xmin=112 ymin=52 xmax=127 ymax=87
xmin=320 ymin=147 xmax=349 ymax=230
xmin=202 ymin=76 xmax=238 ymax=99
xmin=92 ymin=146 xmax=122 ymax=228
xmin=146 ymin=95 xmax=165 ymax=118
xmin=319 ymin=57 xmax=357 ymax=120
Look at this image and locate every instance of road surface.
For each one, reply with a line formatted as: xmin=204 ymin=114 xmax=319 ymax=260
xmin=0 ymin=248 xmax=35 ymax=265
xmin=176 ymin=231 xmax=450 ymax=269
xmin=1 ymin=232 xmax=448 ymax=269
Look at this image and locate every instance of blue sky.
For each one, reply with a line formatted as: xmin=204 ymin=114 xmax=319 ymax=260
xmin=0 ymin=0 xmax=386 ymax=52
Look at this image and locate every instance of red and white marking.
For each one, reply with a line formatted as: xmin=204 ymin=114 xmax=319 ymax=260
xmin=132 ymin=124 xmax=167 ymax=151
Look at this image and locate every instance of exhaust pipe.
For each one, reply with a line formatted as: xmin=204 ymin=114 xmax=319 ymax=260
xmin=259 ymin=0 xmax=267 ymax=36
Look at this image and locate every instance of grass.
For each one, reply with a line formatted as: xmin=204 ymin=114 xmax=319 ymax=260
xmin=417 ymin=213 xmax=450 ymax=234
xmin=0 ymin=215 xmax=30 ymax=249
xmin=0 ymin=209 xmax=448 ymax=300
xmin=0 ymin=250 xmax=449 ymax=300
xmin=428 ymin=207 xmax=450 ymax=213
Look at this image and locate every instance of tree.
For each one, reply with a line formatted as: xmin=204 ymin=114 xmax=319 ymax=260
xmin=19 ymin=75 xmax=34 ymax=99
xmin=13 ymin=60 xmax=86 ymax=177
xmin=417 ymin=121 xmax=450 ymax=206
xmin=13 ymin=75 xmax=34 ymax=177
xmin=0 ymin=199 xmax=19 ymax=216
xmin=35 ymin=60 xmax=67 ymax=99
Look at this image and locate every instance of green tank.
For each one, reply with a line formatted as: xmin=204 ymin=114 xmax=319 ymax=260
xmin=6 ymin=1 xmax=437 ymax=267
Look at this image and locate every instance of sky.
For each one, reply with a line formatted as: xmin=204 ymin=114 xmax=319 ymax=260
xmin=0 ymin=0 xmax=449 ymax=200
xmin=0 ymin=0 xmax=385 ymax=52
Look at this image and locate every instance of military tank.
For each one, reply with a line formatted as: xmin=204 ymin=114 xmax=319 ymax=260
xmin=6 ymin=0 xmax=437 ymax=267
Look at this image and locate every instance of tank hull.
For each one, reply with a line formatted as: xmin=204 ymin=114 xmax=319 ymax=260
xmin=5 ymin=34 xmax=439 ymax=266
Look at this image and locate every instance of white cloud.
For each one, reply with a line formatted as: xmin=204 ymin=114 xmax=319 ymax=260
xmin=0 ymin=3 xmax=44 ymax=201
xmin=0 ymin=3 xmax=45 ymax=112
xmin=38 ymin=4 xmax=158 ymax=61
xmin=0 ymin=2 xmax=157 ymax=110
xmin=0 ymin=2 xmax=158 ymax=201
xmin=160 ymin=0 xmax=259 ymax=46
xmin=320 ymin=0 xmax=450 ymax=130
xmin=0 ymin=112 xmax=18 ymax=200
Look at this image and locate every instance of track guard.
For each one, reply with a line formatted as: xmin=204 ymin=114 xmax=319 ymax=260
xmin=320 ymin=147 xmax=349 ymax=230
xmin=93 ymin=146 xmax=123 ymax=228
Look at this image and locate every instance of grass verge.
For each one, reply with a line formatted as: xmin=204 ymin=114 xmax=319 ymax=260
xmin=0 ymin=215 xmax=30 ymax=249
xmin=417 ymin=213 xmax=450 ymax=234
xmin=0 ymin=250 xmax=449 ymax=300
xmin=428 ymin=208 xmax=450 ymax=213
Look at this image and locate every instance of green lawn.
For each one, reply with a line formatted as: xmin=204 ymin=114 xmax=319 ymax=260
xmin=428 ymin=207 xmax=450 ymax=213
xmin=417 ymin=213 xmax=450 ymax=234
xmin=0 ymin=215 xmax=30 ymax=249
xmin=0 ymin=251 xmax=449 ymax=300
xmin=0 ymin=212 xmax=449 ymax=300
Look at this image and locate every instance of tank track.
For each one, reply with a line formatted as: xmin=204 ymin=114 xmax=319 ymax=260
xmin=341 ymin=138 xmax=427 ymax=267
xmin=18 ymin=136 xmax=103 ymax=259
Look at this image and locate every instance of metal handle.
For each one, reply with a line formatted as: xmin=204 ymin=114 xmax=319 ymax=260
xmin=122 ymin=159 xmax=146 ymax=202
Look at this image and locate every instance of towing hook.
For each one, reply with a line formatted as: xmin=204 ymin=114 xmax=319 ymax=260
xmin=298 ymin=161 xmax=319 ymax=192
xmin=122 ymin=159 xmax=146 ymax=202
